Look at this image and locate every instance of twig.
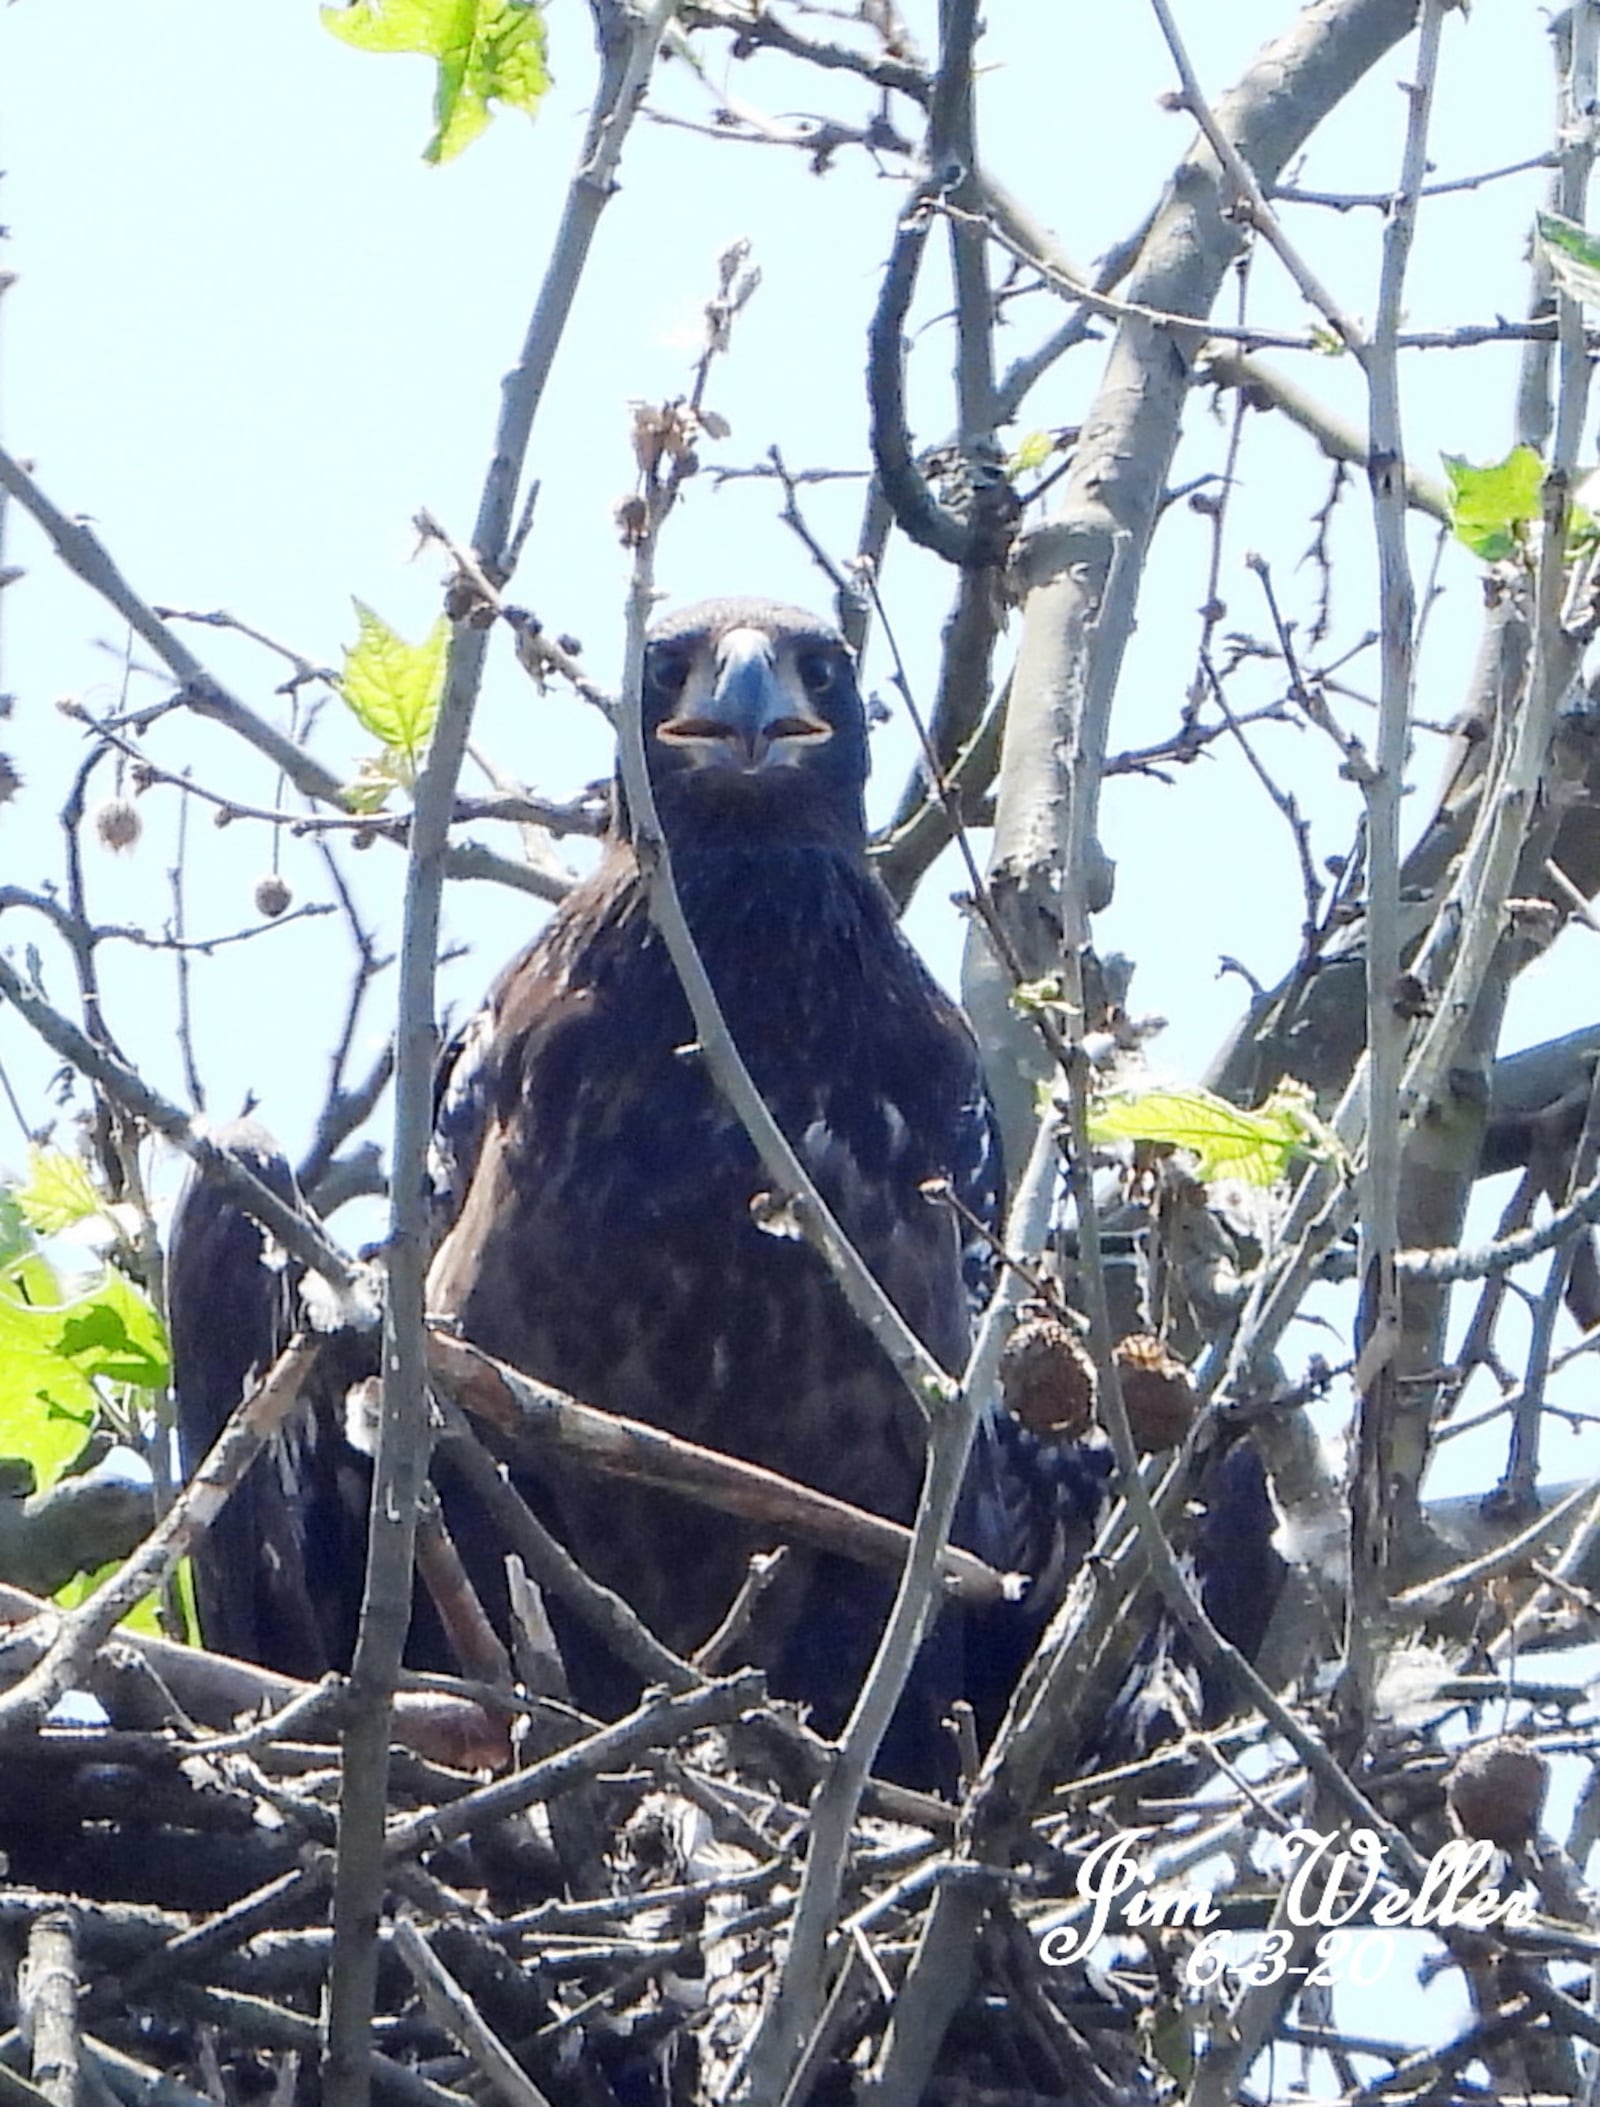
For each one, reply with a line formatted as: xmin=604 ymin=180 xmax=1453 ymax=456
xmin=432 ymin=1406 xmax=703 ymax=1691
xmin=296 ymin=884 xmax=395 ymax=1204
xmin=869 ymin=674 xmax=1005 ymax=904
xmin=152 ymin=603 xmax=336 ymax=689
xmin=20 ymin=1911 xmax=80 ymax=2107
xmin=1273 ymin=151 xmax=1556 ymax=209
xmin=1147 ymin=0 xmax=1369 ymax=353
xmin=1394 ymin=1476 xmax=1600 ymax=1613
xmin=0 ymin=881 xmax=336 ymax=955
xmin=0 ymin=444 xmax=350 ymax=810
xmin=755 ymin=446 xmax=855 ymax=602
xmin=1397 ymin=1157 xmax=1600 ymax=1285
xmin=65 ymin=703 xmax=584 ymax=897
xmin=646 ymin=97 xmax=912 ymax=170
xmin=322 ymin=12 xmax=683 ymax=2099
xmin=1199 ymin=653 xmax=1322 ymax=937
xmin=677 ymin=1 xmax=929 ymax=103
xmin=168 ymin=785 xmax=203 ymax=1112
xmin=692 ymin=1547 xmax=791 ymax=1671
xmin=735 ymin=1110 xmax=1059 ymax=2106
xmin=1546 ymin=854 xmax=1600 ymax=934
xmin=960 ymin=193 xmax=1572 ymax=355
xmin=413 ymin=509 xmax=614 ymax=718
xmin=389 ymin=1915 xmax=553 ymax=2107
xmin=386 ymin=1672 xmax=764 ymax=1862
xmin=1201 ymin=347 xmax=1451 ymax=521
xmin=0 ymin=1583 xmax=499 ymax=1769
xmin=1246 ymin=551 xmax=1377 ymax=786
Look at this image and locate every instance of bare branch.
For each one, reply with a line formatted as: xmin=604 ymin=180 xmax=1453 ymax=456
xmin=1201 ymin=346 xmax=1452 ymax=521
xmin=427 ymin=1329 xmax=1011 ymax=1604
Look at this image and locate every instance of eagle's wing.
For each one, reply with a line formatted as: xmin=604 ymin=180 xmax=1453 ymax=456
xmin=168 ymin=1120 xmax=365 ymax=1675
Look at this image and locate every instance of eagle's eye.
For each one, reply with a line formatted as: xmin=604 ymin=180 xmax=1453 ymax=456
xmin=795 ymin=649 xmax=836 ymax=699
xmin=651 ymin=650 xmax=692 ymax=698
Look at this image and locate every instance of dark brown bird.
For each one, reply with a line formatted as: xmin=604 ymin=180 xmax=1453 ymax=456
xmin=422 ymin=598 xmax=1013 ymax=1776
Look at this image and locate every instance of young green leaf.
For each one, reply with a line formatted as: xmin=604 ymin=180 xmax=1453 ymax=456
xmin=1536 ymin=211 xmax=1600 ymax=310
xmin=1442 ymin=445 xmax=1544 ymax=562
xmin=0 ymin=1269 xmax=170 ymax=1484
xmin=337 ymin=602 xmax=448 ymax=775
xmin=0 ymin=1296 xmax=100 ymax=1482
xmin=322 ymin=0 xmax=551 ymax=165
xmin=1007 ymin=430 xmax=1055 ymax=476
xmin=1088 ymin=1084 xmax=1329 ymax=1188
xmin=341 ymin=749 xmax=415 ymax=813
xmin=15 ymin=1148 xmax=102 ymax=1236
xmin=0 ymin=1198 xmax=61 ymax=1319
xmin=56 ymin=1564 xmax=169 ymax=1639
xmin=54 ymin=1271 xmax=171 ymax=1391
xmin=0 ymin=1189 xmax=33 ymax=1274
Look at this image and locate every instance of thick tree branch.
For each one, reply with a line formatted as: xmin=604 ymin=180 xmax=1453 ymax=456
xmin=967 ymin=0 xmax=1425 ymax=1174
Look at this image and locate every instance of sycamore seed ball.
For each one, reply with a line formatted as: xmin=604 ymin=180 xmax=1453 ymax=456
xmin=93 ymin=798 xmax=142 ymax=853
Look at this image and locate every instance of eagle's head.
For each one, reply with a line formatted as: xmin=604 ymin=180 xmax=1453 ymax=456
xmin=636 ymin=597 xmax=869 ymax=849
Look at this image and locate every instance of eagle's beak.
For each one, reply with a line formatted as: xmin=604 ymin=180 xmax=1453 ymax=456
xmin=658 ymin=627 xmax=833 ymax=770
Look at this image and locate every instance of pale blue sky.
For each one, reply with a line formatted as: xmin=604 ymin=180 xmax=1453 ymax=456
xmin=0 ymin=2 xmax=1561 ymax=1144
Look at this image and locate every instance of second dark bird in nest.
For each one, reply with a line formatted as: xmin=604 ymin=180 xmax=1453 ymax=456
xmin=169 ymin=596 xmax=1276 ymax=1788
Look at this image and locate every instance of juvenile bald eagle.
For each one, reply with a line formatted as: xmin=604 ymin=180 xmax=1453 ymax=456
xmin=171 ymin=598 xmax=1271 ymax=1785
xmin=423 ymin=599 xmax=1021 ymax=1774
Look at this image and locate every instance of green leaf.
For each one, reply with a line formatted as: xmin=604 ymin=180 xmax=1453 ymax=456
xmin=1088 ymin=1084 xmax=1330 ymax=1188
xmin=0 ymin=1195 xmax=60 ymax=1314
xmin=0 ymin=1190 xmax=34 ymax=1275
xmin=56 ymin=1563 xmax=169 ymax=1638
xmin=0 ymin=1298 xmax=100 ymax=1483
xmin=54 ymin=1276 xmax=170 ymax=1390
xmin=1537 ymin=211 xmax=1600 ymax=310
xmin=1145 ymin=2002 xmax=1196 ymax=2087
xmin=322 ymin=0 xmax=551 ymax=164
xmin=1010 ymin=975 xmax=1069 ymax=1017
xmin=0 ymin=1270 xmax=170 ymax=1486
xmin=1007 ymin=430 xmax=1054 ymax=476
xmin=337 ymin=602 xmax=448 ymax=770
xmin=1442 ymin=444 xmax=1545 ymax=562
xmin=341 ymin=749 xmax=413 ymax=812
xmin=15 ymin=1148 xmax=102 ymax=1235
